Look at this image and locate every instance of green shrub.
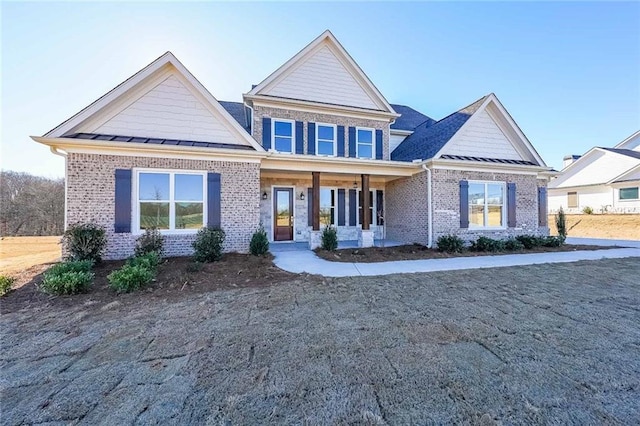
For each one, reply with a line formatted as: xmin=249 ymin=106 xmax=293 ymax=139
xmin=0 ymin=275 xmax=16 ymax=296
xmin=471 ymin=236 xmax=505 ymax=252
xmin=134 ymin=227 xmax=164 ymax=257
xmin=582 ymin=206 xmax=594 ymax=215
xmin=436 ymin=235 xmax=465 ymax=253
xmin=555 ymin=207 xmax=567 ymax=242
xmin=249 ymin=224 xmax=269 ymax=256
xmin=192 ymin=227 xmax=226 ymax=262
xmin=127 ymin=251 xmax=161 ymax=271
xmin=541 ymin=236 xmax=564 ymax=247
xmin=108 ymin=264 xmax=155 ymax=293
xmin=41 ymin=260 xmax=94 ymax=295
xmin=62 ymin=223 xmax=107 ymax=262
xmin=321 ymin=226 xmax=338 ymax=251
xmin=504 ymin=238 xmax=525 ymax=251
xmin=515 ymin=234 xmax=543 ymax=249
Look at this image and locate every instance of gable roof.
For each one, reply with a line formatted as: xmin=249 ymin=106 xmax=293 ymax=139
xmin=614 ymin=130 xmax=640 ymax=150
xmin=601 ymin=147 xmax=640 ymax=160
xmin=391 ymin=94 xmax=546 ymax=167
xmin=391 ymin=96 xmax=487 ymax=161
xmin=218 ymin=101 xmax=250 ymax=132
xmin=44 ymin=52 xmax=263 ymax=151
xmin=246 ymin=30 xmax=396 ymax=114
xmin=390 ymin=104 xmax=435 ymax=131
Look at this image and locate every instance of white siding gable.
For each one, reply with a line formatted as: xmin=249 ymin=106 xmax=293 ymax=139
xmin=550 ymin=150 xmax=640 ymax=188
xmin=389 ymin=133 xmax=408 ymax=153
xmin=438 ymin=109 xmax=523 ymax=160
xmin=262 ymin=45 xmax=380 ymax=110
xmin=92 ymin=75 xmax=247 ymax=145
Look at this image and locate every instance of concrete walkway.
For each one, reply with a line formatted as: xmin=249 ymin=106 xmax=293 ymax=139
xmin=272 ymin=237 xmax=640 ymax=277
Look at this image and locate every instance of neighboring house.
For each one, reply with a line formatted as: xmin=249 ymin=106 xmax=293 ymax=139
xmin=32 ymin=30 xmax=554 ymax=259
xmin=548 ymin=131 xmax=640 ymax=214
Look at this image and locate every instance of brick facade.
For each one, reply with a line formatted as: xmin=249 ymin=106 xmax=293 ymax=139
xmin=385 ymin=172 xmax=429 ymax=245
xmin=66 ymin=153 xmax=260 ymax=259
xmin=430 ymin=169 xmax=549 ymax=242
xmin=252 ymin=105 xmax=391 ymax=161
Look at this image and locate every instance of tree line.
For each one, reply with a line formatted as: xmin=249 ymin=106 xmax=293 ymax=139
xmin=0 ymin=171 xmax=65 ymax=236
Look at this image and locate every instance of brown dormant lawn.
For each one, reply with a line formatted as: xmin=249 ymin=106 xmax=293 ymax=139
xmin=0 ymin=236 xmax=61 ymax=276
xmin=1 ymin=257 xmax=639 ymax=424
xmin=548 ymin=213 xmax=640 ymax=240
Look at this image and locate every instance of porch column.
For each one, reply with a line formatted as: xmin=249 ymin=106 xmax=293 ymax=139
xmin=312 ymin=172 xmax=320 ymax=231
xmin=361 ymin=174 xmax=370 ymax=230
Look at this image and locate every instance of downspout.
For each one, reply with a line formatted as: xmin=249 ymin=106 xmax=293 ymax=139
xmin=422 ymin=163 xmax=433 ymax=248
xmin=50 ymin=146 xmax=68 ymax=231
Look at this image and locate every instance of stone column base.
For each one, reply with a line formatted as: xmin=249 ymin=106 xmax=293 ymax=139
xmin=358 ymin=229 xmax=374 ymax=248
xmin=309 ymin=230 xmax=322 ymax=250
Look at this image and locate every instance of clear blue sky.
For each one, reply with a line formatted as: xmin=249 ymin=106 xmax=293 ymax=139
xmin=2 ymin=1 xmax=639 ymax=178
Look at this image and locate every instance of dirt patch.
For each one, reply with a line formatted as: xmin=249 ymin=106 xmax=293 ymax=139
xmin=548 ymin=214 xmax=640 ymax=239
xmin=315 ymin=243 xmax=616 ymax=263
xmin=0 ymin=253 xmax=313 ymax=314
xmin=0 ymin=236 xmax=61 ymax=276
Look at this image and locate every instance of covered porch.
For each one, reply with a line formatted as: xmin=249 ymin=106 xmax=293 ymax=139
xmin=259 ymin=156 xmax=420 ymax=248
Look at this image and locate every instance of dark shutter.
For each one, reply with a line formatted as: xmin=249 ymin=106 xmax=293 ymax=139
xmin=337 ymin=125 xmax=345 ymax=157
xmin=114 ymin=169 xmax=132 ymax=233
xmin=262 ymin=117 xmax=271 ymax=150
xmin=348 ymin=127 xmax=356 ymax=157
xmin=376 ymin=190 xmax=384 ymax=225
xmin=538 ymin=187 xmax=548 ymax=226
xmin=459 ymin=180 xmax=469 ymax=228
xmin=337 ymin=189 xmax=346 ymax=226
xmin=307 ymin=188 xmax=313 ymax=226
xmin=295 ymin=121 xmax=304 ymax=154
xmin=507 ymin=182 xmax=517 ymax=228
xmin=207 ymin=173 xmax=221 ymax=228
xmin=349 ymin=189 xmax=357 ymax=226
xmin=375 ymin=129 xmax=383 ymax=160
xmin=307 ymin=122 xmax=316 ymax=155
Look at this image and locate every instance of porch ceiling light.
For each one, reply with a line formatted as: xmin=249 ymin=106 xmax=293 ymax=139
xmin=262 ymin=192 xmax=267 ymax=200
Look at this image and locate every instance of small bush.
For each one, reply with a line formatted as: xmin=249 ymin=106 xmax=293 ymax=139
xmin=582 ymin=206 xmax=594 ymax=215
xmin=555 ymin=207 xmax=567 ymax=241
xmin=134 ymin=228 xmax=164 ymax=257
xmin=127 ymin=251 xmax=161 ymax=271
xmin=541 ymin=236 xmax=564 ymax=247
xmin=192 ymin=227 xmax=226 ymax=262
xmin=436 ymin=235 xmax=465 ymax=253
xmin=249 ymin=224 xmax=269 ymax=256
xmin=41 ymin=260 xmax=95 ymax=295
xmin=471 ymin=236 xmax=505 ymax=252
xmin=0 ymin=275 xmax=16 ymax=296
xmin=108 ymin=264 xmax=155 ymax=293
xmin=504 ymin=238 xmax=525 ymax=251
xmin=321 ymin=226 xmax=338 ymax=251
xmin=63 ymin=223 xmax=107 ymax=262
xmin=515 ymin=234 xmax=543 ymax=249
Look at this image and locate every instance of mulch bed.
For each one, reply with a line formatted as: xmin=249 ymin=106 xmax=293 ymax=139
xmin=315 ymin=243 xmax=618 ymax=263
xmin=0 ymin=253 xmax=310 ymax=314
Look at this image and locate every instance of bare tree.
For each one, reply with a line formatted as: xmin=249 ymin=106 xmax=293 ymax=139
xmin=0 ymin=171 xmax=65 ymax=236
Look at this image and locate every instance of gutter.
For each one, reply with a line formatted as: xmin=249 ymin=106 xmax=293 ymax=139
xmin=421 ymin=163 xmax=433 ymax=248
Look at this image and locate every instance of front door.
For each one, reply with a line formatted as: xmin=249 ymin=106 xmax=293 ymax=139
xmin=274 ymin=188 xmax=294 ymax=241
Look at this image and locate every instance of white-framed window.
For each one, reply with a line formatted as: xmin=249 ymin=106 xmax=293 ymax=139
xmin=319 ymin=187 xmax=336 ymax=226
xmin=568 ymin=191 xmax=578 ymax=208
xmin=316 ymin=123 xmax=336 ymax=156
xmin=468 ymin=181 xmax=506 ymax=228
xmin=619 ymin=187 xmax=639 ymax=200
xmin=356 ymin=127 xmax=375 ymax=159
xmin=272 ymin=119 xmax=294 ymax=153
xmin=357 ymin=189 xmax=375 ymax=226
xmin=135 ymin=170 xmax=206 ymax=233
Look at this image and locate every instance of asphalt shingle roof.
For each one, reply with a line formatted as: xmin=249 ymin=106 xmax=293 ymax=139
xmin=391 ymin=96 xmax=488 ymax=162
xmin=390 ymin=104 xmax=435 ymax=131
xmin=218 ymin=101 xmax=250 ymax=132
xmin=601 ymin=147 xmax=640 ymax=160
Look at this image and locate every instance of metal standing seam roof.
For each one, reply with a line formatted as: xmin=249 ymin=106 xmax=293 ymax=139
xmin=63 ymin=133 xmax=256 ymax=150
xmin=391 ymin=96 xmax=488 ymax=162
xmin=440 ymin=154 xmax=536 ymax=166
